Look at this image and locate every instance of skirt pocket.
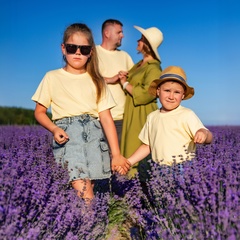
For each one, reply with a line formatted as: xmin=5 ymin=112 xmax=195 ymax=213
xmin=99 ymin=138 xmax=111 ymax=174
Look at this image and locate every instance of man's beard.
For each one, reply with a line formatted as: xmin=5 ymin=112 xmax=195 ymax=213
xmin=116 ymin=41 xmax=122 ymax=48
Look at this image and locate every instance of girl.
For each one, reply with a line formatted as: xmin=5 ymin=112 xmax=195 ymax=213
xmin=32 ymin=23 xmax=130 ymax=202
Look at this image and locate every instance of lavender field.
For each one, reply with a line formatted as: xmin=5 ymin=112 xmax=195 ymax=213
xmin=0 ymin=125 xmax=239 ymax=240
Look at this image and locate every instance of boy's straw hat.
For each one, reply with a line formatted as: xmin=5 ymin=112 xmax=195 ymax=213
xmin=149 ymin=66 xmax=195 ymax=100
xmin=134 ymin=25 xmax=163 ymax=61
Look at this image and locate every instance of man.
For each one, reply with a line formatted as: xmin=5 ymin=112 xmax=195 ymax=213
xmin=96 ymin=19 xmax=134 ymax=143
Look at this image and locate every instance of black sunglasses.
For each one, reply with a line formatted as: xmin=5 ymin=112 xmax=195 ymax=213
xmin=64 ymin=44 xmax=92 ymax=55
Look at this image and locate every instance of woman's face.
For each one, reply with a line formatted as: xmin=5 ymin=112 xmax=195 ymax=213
xmin=136 ymin=35 xmax=145 ymax=52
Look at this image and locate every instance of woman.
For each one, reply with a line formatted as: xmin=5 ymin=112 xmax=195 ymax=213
xmin=119 ymin=25 xmax=163 ymax=177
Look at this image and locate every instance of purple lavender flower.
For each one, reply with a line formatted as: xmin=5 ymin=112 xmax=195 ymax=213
xmin=0 ymin=125 xmax=240 ymax=239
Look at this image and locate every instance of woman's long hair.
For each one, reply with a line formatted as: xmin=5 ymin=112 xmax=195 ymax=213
xmin=140 ymin=35 xmax=159 ymax=62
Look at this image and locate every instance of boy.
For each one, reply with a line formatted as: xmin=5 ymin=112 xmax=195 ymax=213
xmin=118 ymin=66 xmax=213 ymax=172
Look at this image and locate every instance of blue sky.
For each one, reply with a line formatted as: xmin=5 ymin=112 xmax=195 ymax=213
xmin=1 ymin=0 xmax=240 ymax=125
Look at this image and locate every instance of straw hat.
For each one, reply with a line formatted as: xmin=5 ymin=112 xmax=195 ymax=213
xmin=134 ymin=25 xmax=163 ymax=61
xmin=148 ymin=66 xmax=195 ymax=100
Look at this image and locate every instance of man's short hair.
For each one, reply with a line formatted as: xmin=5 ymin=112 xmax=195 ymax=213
xmin=102 ymin=19 xmax=123 ymax=33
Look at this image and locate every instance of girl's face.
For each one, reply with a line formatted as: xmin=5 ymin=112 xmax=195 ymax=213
xmin=61 ymin=32 xmax=92 ymax=74
xmin=157 ymin=81 xmax=185 ymax=113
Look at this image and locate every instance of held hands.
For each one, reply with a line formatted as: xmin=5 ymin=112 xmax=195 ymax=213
xmin=114 ymin=163 xmax=131 ymax=175
xmin=52 ymin=126 xmax=69 ymax=145
xmin=118 ymin=71 xmax=128 ymax=85
xmin=111 ymin=154 xmax=131 ymax=175
xmin=105 ymin=71 xmax=128 ymax=84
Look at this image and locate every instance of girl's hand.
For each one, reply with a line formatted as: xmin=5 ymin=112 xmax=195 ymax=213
xmin=52 ymin=127 xmax=69 ymax=144
xmin=115 ymin=165 xmax=129 ymax=175
xmin=111 ymin=154 xmax=131 ymax=174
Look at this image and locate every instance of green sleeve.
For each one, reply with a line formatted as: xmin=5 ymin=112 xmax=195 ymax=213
xmin=132 ymin=65 xmax=161 ymax=106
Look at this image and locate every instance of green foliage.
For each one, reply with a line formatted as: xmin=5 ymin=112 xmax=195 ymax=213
xmin=0 ymin=106 xmax=52 ymax=125
xmin=106 ymin=196 xmax=134 ymax=240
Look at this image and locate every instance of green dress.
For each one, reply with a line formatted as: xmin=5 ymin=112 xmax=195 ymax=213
xmin=121 ymin=59 xmax=162 ymax=175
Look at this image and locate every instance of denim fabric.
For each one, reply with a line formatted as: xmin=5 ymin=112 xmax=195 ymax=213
xmin=52 ymin=114 xmax=111 ymax=182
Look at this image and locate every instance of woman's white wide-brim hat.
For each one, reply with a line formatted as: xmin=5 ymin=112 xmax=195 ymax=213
xmin=134 ymin=25 xmax=163 ymax=61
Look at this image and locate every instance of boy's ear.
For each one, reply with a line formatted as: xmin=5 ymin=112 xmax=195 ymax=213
xmin=182 ymin=95 xmax=185 ymax=99
xmin=156 ymin=88 xmax=160 ymax=96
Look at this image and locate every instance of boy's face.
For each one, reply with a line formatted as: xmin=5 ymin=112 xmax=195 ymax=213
xmin=157 ymin=81 xmax=185 ymax=113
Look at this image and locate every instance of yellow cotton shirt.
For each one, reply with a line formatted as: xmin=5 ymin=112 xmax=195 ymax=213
xmin=139 ymin=105 xmax=207 ymax=165
xmin=31 ymin=68 xmax=116 ymax=120
xmin=96 ymin=45 xmax=134 ymax=120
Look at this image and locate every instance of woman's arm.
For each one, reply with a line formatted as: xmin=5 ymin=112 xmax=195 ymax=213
xmin=119 ymin=73 xmax=133 ymax=96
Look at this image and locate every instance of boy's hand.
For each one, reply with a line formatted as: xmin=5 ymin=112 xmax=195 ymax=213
xmin=115 ymin=165 xmax=129 ymax=175
xmin=194 ymin=128 xmax=209 ymax=144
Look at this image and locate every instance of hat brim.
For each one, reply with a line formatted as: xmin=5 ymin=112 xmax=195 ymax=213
xmin=149 ymin=78 xmax=194 ymax=100
xmin=134 ymin=25 xmax=161 ymax=61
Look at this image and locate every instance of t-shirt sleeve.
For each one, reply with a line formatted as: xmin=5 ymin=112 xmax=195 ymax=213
xmin=31 ymin=73 xmax=51 ymax=109
xmin=138 ymin=118 xmax=150 ymax=145
xmin=186 ymin=110 xmax=208 ymax=136
xmin=127 ymin=54 xmax=134 ymax=70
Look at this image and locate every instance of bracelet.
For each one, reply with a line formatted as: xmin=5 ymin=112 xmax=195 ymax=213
xmin=123 ymin=81 xmax=129 ymax=90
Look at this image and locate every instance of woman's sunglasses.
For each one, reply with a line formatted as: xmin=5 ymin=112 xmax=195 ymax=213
xmin=64 ymin=44 xmax=92 ymax=55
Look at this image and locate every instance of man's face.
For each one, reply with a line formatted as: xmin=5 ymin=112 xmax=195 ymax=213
xmin=108 ymin=24 xmax=124 ymax=48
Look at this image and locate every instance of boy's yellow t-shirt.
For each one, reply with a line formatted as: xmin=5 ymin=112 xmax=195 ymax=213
xmin=139 ymin=105 xmax=207 ymax=165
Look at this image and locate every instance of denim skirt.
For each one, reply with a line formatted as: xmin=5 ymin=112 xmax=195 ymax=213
xmin=52 ymin=114 xmax=111 ymax=182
